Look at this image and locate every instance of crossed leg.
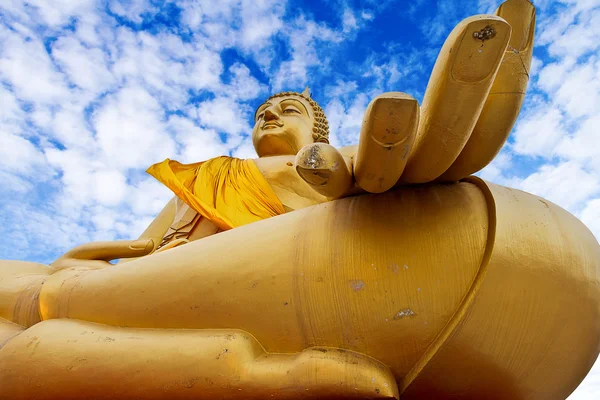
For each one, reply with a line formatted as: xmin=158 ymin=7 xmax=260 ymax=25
xmin=0 ymin=318 xmax=398 ymax=399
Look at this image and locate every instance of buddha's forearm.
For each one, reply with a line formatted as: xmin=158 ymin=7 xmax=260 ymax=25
xmin=116 ymin=196 xmax=178 ymax=264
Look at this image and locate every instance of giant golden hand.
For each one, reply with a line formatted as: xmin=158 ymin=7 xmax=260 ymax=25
xmin=296 ymin=0 xmax=535 ymax=194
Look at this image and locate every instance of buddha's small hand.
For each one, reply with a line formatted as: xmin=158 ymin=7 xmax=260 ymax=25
xmin=51 ymin=239 xmax=155 ymax=271
xmin=295 ymin=93 xmax=419 ymax=197
xmin=294 ymin=142 xmax=354 ymax=199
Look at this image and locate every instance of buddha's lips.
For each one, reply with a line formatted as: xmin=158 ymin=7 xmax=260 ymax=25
xmin=262 ymin=122 xmax=283 ymax=130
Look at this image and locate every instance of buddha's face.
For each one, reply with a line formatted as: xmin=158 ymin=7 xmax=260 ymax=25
xmin=252 ymin=95 xmax=315 ymax=157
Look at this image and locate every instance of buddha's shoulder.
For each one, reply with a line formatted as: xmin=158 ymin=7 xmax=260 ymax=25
xmin=252 ymin=155 xmax=297 ymax=177
xmin=252 ymin=146 xmax=356 ymax=173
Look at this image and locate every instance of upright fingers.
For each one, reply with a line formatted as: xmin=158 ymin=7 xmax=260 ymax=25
xmin=439 ymin=0 xmax=536 ymax=182
xmin=354 ymin=92 xmax=419 ymax=193
xmin=401 ymin=15 xmax=512 ymax=183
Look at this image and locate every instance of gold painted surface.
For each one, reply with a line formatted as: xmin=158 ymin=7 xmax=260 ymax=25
xmin=402 ymin=15 xmax=511 ymax=183
xmin=0 ymin=319 xmax=398 ymax=400
xmin=295 ymin=142 xmax=354 ymax=199
xmin=440 ymin=0 xmax=536 ymax=181
xmin=0 ymin=317 xmax=23 ymax=349
xmin=400 ymin=179 xmax=600 ymax=399
xmin=354 ymin=92 xmax=419 ymax=193
xmin=39 ymin=182 xmax=488 ymax=378
xmin=0 ymin=261 xmax=51 ymax=327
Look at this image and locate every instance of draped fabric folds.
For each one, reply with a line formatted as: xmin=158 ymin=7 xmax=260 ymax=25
xmin=146 ymin=156 xmax=286 ymax=231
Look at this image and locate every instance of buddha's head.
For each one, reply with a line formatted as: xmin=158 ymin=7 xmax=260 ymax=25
xmin=252 ymin=88 xmax=329 ymax=157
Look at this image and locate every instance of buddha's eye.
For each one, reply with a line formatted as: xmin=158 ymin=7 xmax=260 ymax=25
xmin=283 ymin=107 xmax=300 ymax=114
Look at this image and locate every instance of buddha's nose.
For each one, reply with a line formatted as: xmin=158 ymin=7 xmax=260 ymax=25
xmin=263 ymin=108 xmax=279 ymax=121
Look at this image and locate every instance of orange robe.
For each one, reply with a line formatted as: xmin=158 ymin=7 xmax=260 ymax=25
xmin=146 ymin=156 xmax=286 ymax=231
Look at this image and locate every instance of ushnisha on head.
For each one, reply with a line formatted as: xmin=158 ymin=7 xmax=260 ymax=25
xmin=252 ymin=87 xmax=329 ymax=157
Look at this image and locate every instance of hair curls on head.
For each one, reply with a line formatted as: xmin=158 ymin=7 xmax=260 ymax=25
xmin=258 ymin=90 xmax=330 ymax=144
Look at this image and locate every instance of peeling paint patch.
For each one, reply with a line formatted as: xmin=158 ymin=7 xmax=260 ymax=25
xmin=388 ymin=263 xmax=399 ymax=274
xmin=349 ymin=280 xmax=365 ymax=291
xmin=394 ymin=308 xmax=416 ymax=319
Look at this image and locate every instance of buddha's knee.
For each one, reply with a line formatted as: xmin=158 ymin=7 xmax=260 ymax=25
xmin=0 ymin=260 xmax=52 ymax=327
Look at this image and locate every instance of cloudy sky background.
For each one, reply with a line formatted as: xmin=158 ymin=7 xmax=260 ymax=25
xmin=0 ymin=0 xmax=599 ymax=397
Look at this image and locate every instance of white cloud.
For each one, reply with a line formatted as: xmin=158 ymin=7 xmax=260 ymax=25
xmin=128 ymin=177 xmax=173 ymax=216
xmin=581 ymin=199 xmax=600 ymax=241
xmin=223 ymin=63 xmax=266 ymax=101
xmin=196 ymin=97 xmax=251 ymax=137
xmin=343 ymin=9 xmax=359 ymax=33
xmin=511 ymin=106 xmax=565 ymax=158
xmin=238 ymin=0 xmax=285 ymax=50
xmin=168 ymin=115 xmax=228 ymax=163
xmin=178 ymin=0 xmax=286 ymax=59
xmin=93 ymin=169 xmax=128 ymax=206
xmin=52 ymin=36 xmax=116 ymax=94
xmin=271 ymin=16 xmax=343 ymax=91
xmin=0 ymin=132 xmax=46 ymax=174
xmin=0 ymin=25 xmax=70 ymax=104
xmin=0 ymin=0 xmax=97 ymax=28
xmin=477 ymin=149 xmax=512 ymax=184
xmin=93 ymin=85 xmax=177 ymax=169
xmin=325 ymin=93 xmax=369 ymax=147
xmin=516 ymin=162 xmax=599 ymax=213
xmin=569 ymin=359 xmax=600 ymax=400
xmin=325 ymin=79 xmax=359 ymax=100
xmin=108 ymin=0 xmax=158 ymax=24
xmin=557 ymin=114 xmax=600 ymax=173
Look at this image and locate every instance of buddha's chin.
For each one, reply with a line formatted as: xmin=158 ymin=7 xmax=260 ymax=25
xmin=255 ymin=132 xmax=296 ymax=157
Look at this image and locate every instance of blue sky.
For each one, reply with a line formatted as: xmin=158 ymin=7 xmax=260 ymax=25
xmin=1 ymin=0 xmax=600 ymax=397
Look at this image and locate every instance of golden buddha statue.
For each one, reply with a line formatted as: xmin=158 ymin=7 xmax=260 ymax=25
xmin=1 ymin=1 xmax=599 ymax=399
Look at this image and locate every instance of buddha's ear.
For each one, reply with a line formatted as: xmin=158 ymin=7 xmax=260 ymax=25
xmin=302 ymin=86 xmax=311 ymax=97
xmin=312 ymin=132 xmax=329 ymax=144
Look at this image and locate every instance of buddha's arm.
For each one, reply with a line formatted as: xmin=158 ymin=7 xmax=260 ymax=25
xmin=51 ymin=197 xmax=178 ymax=270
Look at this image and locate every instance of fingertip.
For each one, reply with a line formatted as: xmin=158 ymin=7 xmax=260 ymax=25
xmin=451 ymin=16 xmax=511 ymax=83
xmin=129 ymin=239 xmax=154 ymax=253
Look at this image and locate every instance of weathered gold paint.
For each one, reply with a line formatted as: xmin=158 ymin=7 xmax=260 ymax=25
xmin=439 ymin=0 xmax=536 ymax=181
xmin=402 ymin=15 xmax=511 ymax=183
xmin=354 ymin=92 xmax=419 ymax=193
